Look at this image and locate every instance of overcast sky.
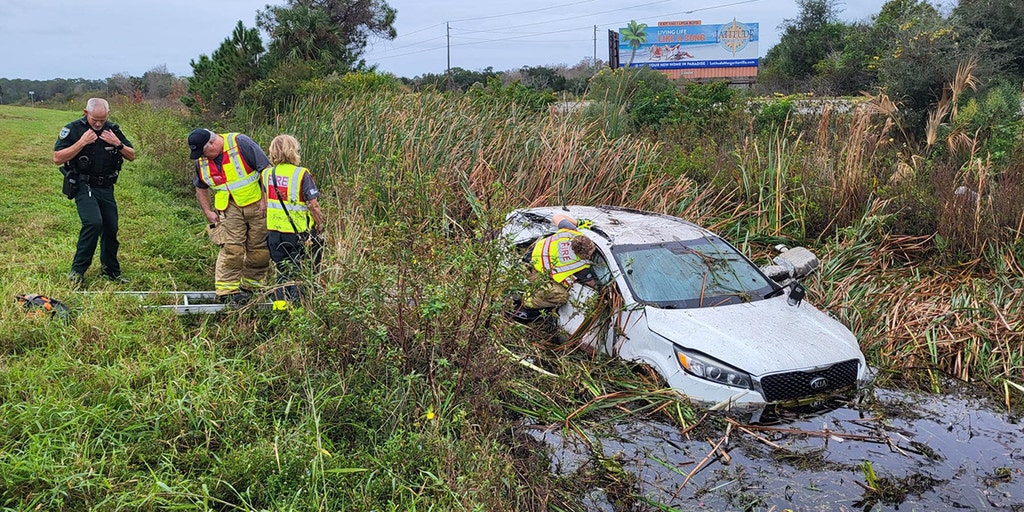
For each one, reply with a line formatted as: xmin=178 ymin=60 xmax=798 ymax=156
xmin=1 ymin=0 xmax=888 ymax=81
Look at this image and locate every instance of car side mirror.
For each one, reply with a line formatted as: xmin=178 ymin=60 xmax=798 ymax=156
xmin=773 ymin=246 xmax=819 ymax=280
xmin=787 ymin=282 xmax=806 ymax=306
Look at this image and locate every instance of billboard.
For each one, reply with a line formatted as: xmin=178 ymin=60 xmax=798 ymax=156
xmin=608 ymin=30 xmax=619 ymax=69
xmin=616 ymin=19 xmax=758 ymax=71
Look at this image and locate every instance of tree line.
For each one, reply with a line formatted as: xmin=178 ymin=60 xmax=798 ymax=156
xmin=0 ymin=67 xmax=185 ymax=108
xmin=5 ymin=0 xmax=1024 ymax=136
xmin=759 ymin=0 xmax=1024 ymax=126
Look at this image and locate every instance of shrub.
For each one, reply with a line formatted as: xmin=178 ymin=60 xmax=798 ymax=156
xmin=111 ymin=101 xmax=193 ymax=196
xmin=673 ymin=81 xmax=740 ymax=133
xmin=585 ymin=67 xmax=682 ymax=133
xmin=465 ymin=76 xmax=556 ymax=114
xmin=952 ymin=80 xmax=1024 ymax=167
xmin=751 ymin=96 xmax=795 ymax=134
xmin=237 ymin=70 xmax=406 ymax=120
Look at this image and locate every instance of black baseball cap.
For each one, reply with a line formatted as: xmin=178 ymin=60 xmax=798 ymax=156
xmin=187 ymin=129 xmax=212 ymax=159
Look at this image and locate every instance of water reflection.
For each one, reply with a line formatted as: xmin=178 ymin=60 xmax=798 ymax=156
xmin=524 ymin=386 xmax=1024 ymax=510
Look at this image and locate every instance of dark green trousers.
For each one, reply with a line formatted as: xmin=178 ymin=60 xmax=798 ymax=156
xmin=71 ymin=184 xmax=119 ymax=276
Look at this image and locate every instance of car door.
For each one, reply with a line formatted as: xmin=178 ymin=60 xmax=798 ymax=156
xmin=557 ymin=249 xmax=618 ymax=352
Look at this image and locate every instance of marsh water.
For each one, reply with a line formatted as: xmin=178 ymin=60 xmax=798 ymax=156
xmin=525 ymin=384 xmax=1024 ymax=511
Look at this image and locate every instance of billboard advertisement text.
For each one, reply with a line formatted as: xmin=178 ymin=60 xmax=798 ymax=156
xmin=618 ymin=20 xmax=759 ymax=70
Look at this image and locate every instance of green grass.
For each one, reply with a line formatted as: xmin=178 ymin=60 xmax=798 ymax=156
xmin=0 ymin=103 xmax=570 ymax=510
xmin=0 ymin=105 xmax=212 ymax=292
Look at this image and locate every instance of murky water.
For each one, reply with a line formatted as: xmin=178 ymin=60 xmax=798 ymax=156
xmin=526 ymin=385 xmax=1024 ymax=511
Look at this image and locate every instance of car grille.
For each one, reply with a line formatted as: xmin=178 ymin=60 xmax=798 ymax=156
xmin=759 ymin=359 xmax=860 ymax=402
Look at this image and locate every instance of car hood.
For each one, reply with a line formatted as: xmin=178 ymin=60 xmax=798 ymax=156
xmin=644 ymin=296 xmax=863 ymax=376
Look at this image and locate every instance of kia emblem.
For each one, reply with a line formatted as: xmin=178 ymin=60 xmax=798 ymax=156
xmin=809 ymin=377 xmax=828 ymax=390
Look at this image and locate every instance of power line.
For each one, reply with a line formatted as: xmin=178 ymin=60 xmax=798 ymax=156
xmin=382 ymin=0 xmax=598 ymax=41
xmin=457 ymin=0 xmax=759 ymax=34
xmin=454 ymin=35 xmax=593 ymax=44
xmin=452 ymin=30 xmax=576 ymax=39
xmin=455 ymin=0 xmax=678 ymax=33
xmin=599 ymin=0 xmax=761 ymax=28
xmin=396 ymin=22 xmax=447 ymax=39
xmin=368 ymin=44 xmax=446 ymax=62
xmin=382 ymin=0 xmax=676 ymax=45
xmin=367 ymin=0 xmax=763 ymax=68
xmin=368 ymin=22 xmax=597 ymax=60
xmin=365 ymin=33 xmax=448 ymax=57
xmin=369 ymin=29 xmax=593 ymax=62
xmin=448 ymin=0 xmax=598 ymax=23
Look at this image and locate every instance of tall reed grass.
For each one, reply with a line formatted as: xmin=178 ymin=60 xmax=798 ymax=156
xmin=259 ymin=83 xmax=1022 ymax=408
xmin=144 ymin=80 xmax=1024 ymax=507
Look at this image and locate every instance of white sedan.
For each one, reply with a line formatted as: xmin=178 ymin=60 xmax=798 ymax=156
xmin=503 ymin=205 xmax=868 ymax=413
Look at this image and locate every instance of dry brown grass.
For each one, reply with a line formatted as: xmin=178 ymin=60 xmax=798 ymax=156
xmin=817 ymin=200 xmax=1023 ymax=391
xmin=266 ymin=88 xmax=1023 ymax=403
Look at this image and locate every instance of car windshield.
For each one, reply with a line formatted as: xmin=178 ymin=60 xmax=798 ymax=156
xmin=612 ymin=236 xmax=777 ymax=309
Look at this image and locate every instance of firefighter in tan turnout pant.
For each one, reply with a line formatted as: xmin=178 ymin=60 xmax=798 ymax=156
xmin=188 ymin=128 xmax=272 ymax=302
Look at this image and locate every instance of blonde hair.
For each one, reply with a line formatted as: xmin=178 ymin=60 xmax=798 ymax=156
xmin=269 ymin=134 xmax=301 ymax=165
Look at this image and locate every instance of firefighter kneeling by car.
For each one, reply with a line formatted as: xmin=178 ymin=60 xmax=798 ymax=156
xmin=523 ymin=214 xmax=598 ymax=309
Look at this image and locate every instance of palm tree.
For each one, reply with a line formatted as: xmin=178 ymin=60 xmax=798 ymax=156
xmin=621 ymin=20 xmax=648 ymax=66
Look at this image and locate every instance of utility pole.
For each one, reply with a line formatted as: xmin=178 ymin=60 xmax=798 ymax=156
xmin=593 ymin=25 xmax=597 ymax=63
xmin=445 ymin=22 xmax=452 ymax=90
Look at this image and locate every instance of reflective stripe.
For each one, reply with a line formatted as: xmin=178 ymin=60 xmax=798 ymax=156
xmin=241 ymin=277 xmax=263 ymax=289
xmin=215 ymin=280 xmax=240 ymax=293
xmin=555 ymin=254 xmax=589 ymax=273
xmin=286 ymin=165 xmax=303 ymax=202
xmin=267 ymin=202 xmax=308 ymax=212
xmin=540 ymin=234 xmax=557 ymax=274
xmin=198 ymin=161 xmax=218 ymax=188
xmin=218 ymin=171 xmax=259 ymax=192
xmin=224 ymin=136 xmax=248 ymax=180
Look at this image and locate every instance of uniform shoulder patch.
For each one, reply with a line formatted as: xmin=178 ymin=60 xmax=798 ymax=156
xmin=58 ymin=127 xmax=70 ymax=139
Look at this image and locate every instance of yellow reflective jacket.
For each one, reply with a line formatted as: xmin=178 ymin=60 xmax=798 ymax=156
xmin=197 ymin=133 xmax=262 ymax=210
xmin=262 ymin=163 xmax=312 ymax=233
xmin=531 ymin=228 xmax=591 ymax=286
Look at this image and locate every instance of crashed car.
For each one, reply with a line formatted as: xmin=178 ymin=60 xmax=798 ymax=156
xmin=502 ymin=205 xmax=868 ymax=412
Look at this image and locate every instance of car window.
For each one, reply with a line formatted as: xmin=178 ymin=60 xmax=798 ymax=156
xmin=590 ymin=250 xmax=613 ymax=285
xmin=612 ymin=236 xmax=776 ymax=309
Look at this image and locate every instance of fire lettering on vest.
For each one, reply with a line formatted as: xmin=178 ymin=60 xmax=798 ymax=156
xmin=558 ymin=240 xmax=573 ymax=262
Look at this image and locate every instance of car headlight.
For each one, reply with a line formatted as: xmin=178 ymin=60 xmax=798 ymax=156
xmin=675 ymin=348 xmax=752 ymax=389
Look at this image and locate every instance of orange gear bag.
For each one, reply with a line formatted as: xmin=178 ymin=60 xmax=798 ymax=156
xmin=15 ymin=293 xmax=71 ymax=322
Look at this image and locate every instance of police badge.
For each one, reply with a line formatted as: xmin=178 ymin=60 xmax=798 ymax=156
xmin=59 ymin=127 xmax=70 ymax=139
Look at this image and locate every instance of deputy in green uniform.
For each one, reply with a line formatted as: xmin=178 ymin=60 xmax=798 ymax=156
xmin=53 ymin=98 xmax=136 ymax=284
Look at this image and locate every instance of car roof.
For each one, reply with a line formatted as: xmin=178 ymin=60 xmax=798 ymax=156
xmin=508 ymin=205 xmax=713 ymax=246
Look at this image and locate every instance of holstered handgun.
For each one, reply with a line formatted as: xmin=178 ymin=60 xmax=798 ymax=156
xmin=60 ymin=165 xmax=80 ymax=200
